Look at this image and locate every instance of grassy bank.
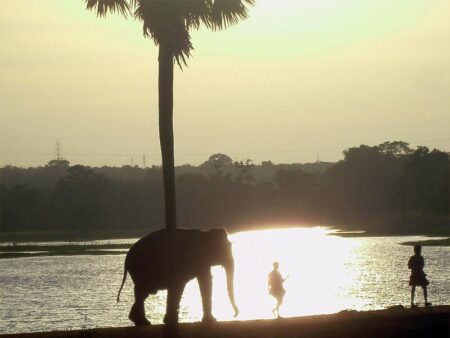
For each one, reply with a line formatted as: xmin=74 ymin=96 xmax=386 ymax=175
xmin=400 ymin=237 xmax=450 ymax=247
xmin=2 ymin=305 xmax=448 ymax=338
xmin=328 ymin=212 xmax=450 ymax=238
xmin=0 ymin=243 xmax=131 ymax=259
xmin=2 ymin=230 xmax=449 ymax=259
xmin=0 ymin=230 xmax=149 ymax=244
xmin=2 ymin=213 xmax=449 ymax=244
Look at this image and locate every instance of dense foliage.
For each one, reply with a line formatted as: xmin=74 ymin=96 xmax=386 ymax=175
xmin=1 ymin=142 xmax=448 ymax=236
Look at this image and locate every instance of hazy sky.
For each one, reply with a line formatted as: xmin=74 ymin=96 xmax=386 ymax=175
xmin=1 ymin=0 xmax=449 ymax=167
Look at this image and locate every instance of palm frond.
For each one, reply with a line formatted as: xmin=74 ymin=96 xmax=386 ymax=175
xmin=85 ymin=0 xmax=130 ymax=17
xmin=208 ymin=0 xmax=254 ymax=30
xmin=88 ymin=0 xmax=254 ymax=67
xmin=133 ymin=0 xmax=197 ymax=66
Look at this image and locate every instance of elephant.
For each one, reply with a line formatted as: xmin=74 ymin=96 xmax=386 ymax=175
xmin=116 ymin=228 xmax=239 ymax=326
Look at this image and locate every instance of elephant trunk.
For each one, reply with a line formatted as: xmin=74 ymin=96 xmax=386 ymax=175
xmin=225 ymin=260 xmax=239 ymax=317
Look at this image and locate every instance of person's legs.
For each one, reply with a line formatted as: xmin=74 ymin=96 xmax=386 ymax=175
xmin=272 ymin=302 xmax=278 ymax=316
xmin=423 ymin=286 xmax=431 ymax=306
xmin=276 ymin=296 xmax=282 ymax=318
xmin=272 ymin=295 xmax=280 ymax=317
xmin=411 ymin=285 xmax=416 ymax=307
xmin=272 ymin=297 xmax=277 ymax=315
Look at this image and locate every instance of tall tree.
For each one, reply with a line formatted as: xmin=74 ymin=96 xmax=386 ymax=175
xmin=84 ymin=0 xmax=254 ymax=329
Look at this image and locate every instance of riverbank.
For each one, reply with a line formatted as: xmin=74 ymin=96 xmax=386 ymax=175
xmin=401 ymin=237 xmax=450 ymax=247
xmin=2 ymin=216 xmax=449 ymax=244
xmin=0 ymin=230 xmax=149 ymax=244
xmin=2 ymin=306 xmax=448 ymax=338
xmin=0 ymin=243 xmax=130 ymax=259
xmin=332 ymin=216 xmax=450 ymax=238
xmin=2 ymin=232 xmax=450 ymax=259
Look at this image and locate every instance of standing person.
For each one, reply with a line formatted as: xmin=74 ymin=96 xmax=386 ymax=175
xmin=268 ymin=261 xmax=287 ymax=318
xmin=408 ymin=245 xmax=431 ymax=307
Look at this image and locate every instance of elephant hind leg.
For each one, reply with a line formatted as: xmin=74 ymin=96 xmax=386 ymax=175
xmin=129 ymin=286 xmax=150 ymax=326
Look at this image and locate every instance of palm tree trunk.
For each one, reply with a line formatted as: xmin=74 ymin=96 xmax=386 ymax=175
xmin=158 ymin=42 xmax=178 ymax=330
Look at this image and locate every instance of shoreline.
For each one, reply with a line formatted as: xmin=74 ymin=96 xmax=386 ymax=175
xmin=2 ymin=225 xmax=449 ymax=244
xmin=400 ymin=237 xmax=450 ymax=247
xmin=2 ymin=305 xmax=449 ymax=338
xmin=1 ymin=228 xmax=449 ymax=259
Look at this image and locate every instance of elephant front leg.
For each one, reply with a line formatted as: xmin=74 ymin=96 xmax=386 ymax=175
xmin=163 ymin=284 xmax=185 ymax=325
xmin=129 ymin=286 xmax=151 ymax=326
xmin=198 ymin=269 xmax=216 ymax=323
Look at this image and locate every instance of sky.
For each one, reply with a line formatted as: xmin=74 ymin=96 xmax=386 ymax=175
xmin=1 ymin=0 xmax=449 ymax=167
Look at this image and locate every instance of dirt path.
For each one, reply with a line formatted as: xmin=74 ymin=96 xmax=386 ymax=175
xmin=2 ymin=305 xmax=448 ymax=338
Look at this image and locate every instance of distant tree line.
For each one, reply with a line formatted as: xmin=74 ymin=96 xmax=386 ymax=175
xmin=1 ymin=142 xmax=448 ymax=236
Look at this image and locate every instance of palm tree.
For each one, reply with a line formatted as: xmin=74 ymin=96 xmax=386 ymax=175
xmin=85 ymin=0 xmax=254 ymax=327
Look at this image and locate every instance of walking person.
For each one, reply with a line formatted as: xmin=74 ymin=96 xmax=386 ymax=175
xmin=268 ymin=261 xmax=288 ymax=318
xmin=408 ymin=245 xmax=431 ymax=307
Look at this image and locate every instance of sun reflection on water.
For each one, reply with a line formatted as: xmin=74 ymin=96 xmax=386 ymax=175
xmin=1 ymin=228 xmax=449 ymax=333
xmin=180 ymin=227 xmax=366 ymax=321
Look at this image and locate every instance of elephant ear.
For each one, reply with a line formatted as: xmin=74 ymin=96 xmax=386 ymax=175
xmin=205 ymin=228 xmax=231 ymax=259
xmin=208 ymin=228 xmax=230 ymax=244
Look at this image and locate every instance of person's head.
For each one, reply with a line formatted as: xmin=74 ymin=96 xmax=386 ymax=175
xmin=414 ymin=245 xmax=422 ymax=254
xmin=273 ymin=261 xmax=279 ymax=270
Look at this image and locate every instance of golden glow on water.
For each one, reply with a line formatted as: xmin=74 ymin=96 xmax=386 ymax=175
xmin=1 ymin=229 xmax=449 ymax=333
xmin=180 ymin=227 xmax=365 ymax=321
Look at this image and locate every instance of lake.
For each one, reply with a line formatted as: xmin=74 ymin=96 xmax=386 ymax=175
xmin=0 ymin=227 xmax=449 ymax=334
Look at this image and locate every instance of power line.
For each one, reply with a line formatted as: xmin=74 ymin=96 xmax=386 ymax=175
xmin=1 ymin=138 xmax=449 ymax=158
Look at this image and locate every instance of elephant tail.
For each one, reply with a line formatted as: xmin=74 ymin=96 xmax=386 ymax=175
xmin=117 ymin=264 xmax=127 ymax=303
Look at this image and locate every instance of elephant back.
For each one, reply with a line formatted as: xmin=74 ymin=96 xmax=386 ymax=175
xmin=125 ymin=228 xmax=210 ymax=288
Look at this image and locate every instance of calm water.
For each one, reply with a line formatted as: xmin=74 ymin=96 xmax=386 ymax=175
xmin=0 ymin=227 xmax=449 ymax=334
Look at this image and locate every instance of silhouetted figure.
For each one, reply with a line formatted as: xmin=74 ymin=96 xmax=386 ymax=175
xmin=408 ymin=245 xmax=431 ymax=307
xmin=268 ymin=261 xmax=287 ymax=318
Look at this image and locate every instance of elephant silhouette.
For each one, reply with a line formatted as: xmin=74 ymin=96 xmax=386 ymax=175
xmin=117 ymin=228 xmax=239 ymax=326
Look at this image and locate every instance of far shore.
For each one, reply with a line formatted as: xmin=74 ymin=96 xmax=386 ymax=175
xmin=0 ymin=229 xmax=150 ymax=244
xmin=1 ymin=233 xmax=449 ymax=260
xmin=400 ymin=237 xmax=450 ymax=247
xmin=1 ymin=223 xmax=449 ymax=245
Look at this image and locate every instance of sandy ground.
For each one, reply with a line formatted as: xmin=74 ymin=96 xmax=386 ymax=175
xmin=2 ymin=305 xmax=448 ymax=338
